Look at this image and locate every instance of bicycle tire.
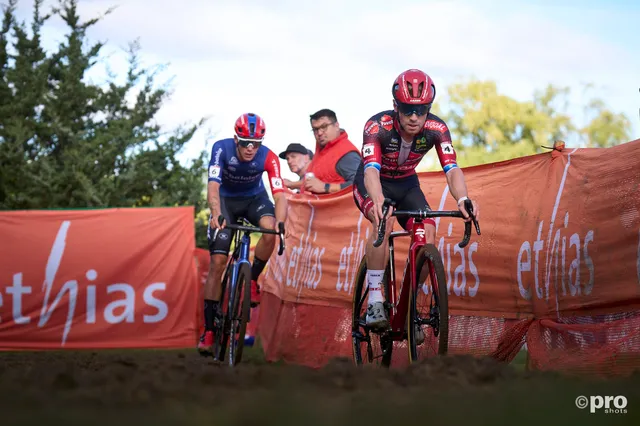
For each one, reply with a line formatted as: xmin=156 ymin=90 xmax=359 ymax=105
xmin=213 ymin=258 xmax=233 ymax=362
xmin=351 ymin=256 xmax=393 ymax=367
xmin=407 ymin=244 xmax=449 ymax=362
xmin=228 ymin=262 xmax=252 ymax=366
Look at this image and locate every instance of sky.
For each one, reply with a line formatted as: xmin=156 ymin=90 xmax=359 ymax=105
xmin=12 ymin=0 xmax=640 ymax=180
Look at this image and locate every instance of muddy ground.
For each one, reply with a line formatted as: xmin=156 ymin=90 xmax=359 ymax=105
xmin=0 ymin=347 xmax=638 ymax=426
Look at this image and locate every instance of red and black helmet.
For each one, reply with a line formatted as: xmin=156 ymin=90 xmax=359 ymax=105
xmin=392 ymin=69 xmax=436 ymax=116
xmin=234 ymin=113 xmax=266 ymax=141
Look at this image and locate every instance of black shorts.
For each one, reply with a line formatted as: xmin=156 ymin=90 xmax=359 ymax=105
xmin=207 ymin=191 xmax=275 ymax=256
xmin=352 ymin=163 xmax=433 ymax=230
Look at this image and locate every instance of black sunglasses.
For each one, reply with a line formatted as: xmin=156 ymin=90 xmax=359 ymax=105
xmin=396 ymin=102 xmax=431 ymax=117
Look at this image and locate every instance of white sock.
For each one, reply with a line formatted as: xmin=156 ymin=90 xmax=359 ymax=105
xmin=367 ymin=269 xmax=385 ymax=305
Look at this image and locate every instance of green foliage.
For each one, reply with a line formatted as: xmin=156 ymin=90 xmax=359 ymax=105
xmin=1 ymin=2 xmax=633 ymax=251
xmin=419 ymin=79 xmax=632 ymax=171
xmin=0 ymin=0 xmax=209 ymax=246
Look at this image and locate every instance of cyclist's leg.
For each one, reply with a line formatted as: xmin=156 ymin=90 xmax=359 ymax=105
xmin=199 ymin=196 xmax=236 ymax=352
xmin=353 ymin=166 xmax=398 ymax=328
xmin=245 ymin=192 xmax=277 ymax=305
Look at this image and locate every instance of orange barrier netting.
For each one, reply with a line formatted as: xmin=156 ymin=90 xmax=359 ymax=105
xmin=3 ymin=139 xmax=640 ymax=377
xmin=255 ymin=139 xmax=640 ymax=375
xmin=0 ymin=207 xmax=199 ymax=349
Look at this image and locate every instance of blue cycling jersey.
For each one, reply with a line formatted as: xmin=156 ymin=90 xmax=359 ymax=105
xmin=207 ymin=138 xmax=284 ymax=198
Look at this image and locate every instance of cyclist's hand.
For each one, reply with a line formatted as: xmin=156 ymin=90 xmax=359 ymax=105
xmin=458 ymin=198 xmax=479 ymax=222
xmin=372 ymin=195 xmax=392 ymax=228
xmin=210 ymin=211 xmax=225 ymax=230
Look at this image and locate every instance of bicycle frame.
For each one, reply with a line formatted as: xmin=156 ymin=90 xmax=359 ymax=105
xmin=384 ymin=221 xmax=435 ymax=339
xmin=215 ymin=216 xmax=286 ymax=314
xmin=373 ymin=198 xmax=481 ymax=341
xmin=224 ymin=225 xmax=252 ymax=313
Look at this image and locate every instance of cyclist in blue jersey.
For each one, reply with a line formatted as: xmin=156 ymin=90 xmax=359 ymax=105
xmin=198 ymin=112 xmax=288 ymax=356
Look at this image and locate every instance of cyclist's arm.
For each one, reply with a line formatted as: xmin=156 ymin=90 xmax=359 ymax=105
xmin=264 ymin=150 xmax=287 ymax=224
xmin=362 ymin=120 xmax=384 ymax=204
xmin=272 ymin=192 xmax=287 ymax=225
xmin=434 ymin=125 xmax=469 ymax=203
xmin=207 ymin=142 xmax=225 ymax=217
xmin=207 ymin=181 xmax=221 ymax=217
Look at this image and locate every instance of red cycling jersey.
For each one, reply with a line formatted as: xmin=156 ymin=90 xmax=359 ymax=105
xmin=361 ymin=110 xmax=458 ymax=179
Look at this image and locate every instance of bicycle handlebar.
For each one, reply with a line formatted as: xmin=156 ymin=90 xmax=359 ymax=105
xmin=373 ymin=198 xmax=481 ymax=249
xmin=212 ymin=215 xmax=286 ymax=256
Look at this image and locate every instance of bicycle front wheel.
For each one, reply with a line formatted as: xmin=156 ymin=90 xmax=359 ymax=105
xmin=407 ymin=244 xmax=449 ymax=363
xmin=228 ymin=262 xmax=252 ymax=366
xmin=213 ymin=257 xmax=233 ymax=363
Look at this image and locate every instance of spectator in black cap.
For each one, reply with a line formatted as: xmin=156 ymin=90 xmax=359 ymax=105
xmin=279 ymin=143 xmax=313 ymax=192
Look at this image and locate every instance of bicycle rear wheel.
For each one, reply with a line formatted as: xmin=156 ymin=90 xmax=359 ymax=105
xmin=228 ymin=262 xmax=252 ymax=366
xmin=407 ymin=244 xmax=449 ymax=362
xmin=351 ymin=256 xmax=393 ymax=367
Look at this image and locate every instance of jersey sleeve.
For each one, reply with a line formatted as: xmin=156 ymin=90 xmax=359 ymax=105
xmin=208 ymin=140 xmax=225 ymax=183
xmin=362 ymin=118 xmax=383 ymax=172
xmin=264 ymin=150 xmax=285 ymax=195
xmin=431 ymin=120 xmax=458 ymax=173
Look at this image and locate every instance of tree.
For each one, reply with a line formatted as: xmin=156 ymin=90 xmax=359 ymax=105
xmin=418 ymin=79 xmax=632 ymax=171
xmin=0 ymin=0 xmax=208 ymax=228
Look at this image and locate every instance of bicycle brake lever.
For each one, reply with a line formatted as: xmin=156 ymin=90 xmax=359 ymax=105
xmin=462 ymin=199 xmax=481 ymax=235
xmin=373 ymin=203 xmax=390 ymax=248
xmin=277 ymin=222 xmax=286 ymax=255
xmin=473 ymin=217 xmax=481 ymax=235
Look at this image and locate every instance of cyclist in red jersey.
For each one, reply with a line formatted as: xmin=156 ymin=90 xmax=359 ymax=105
xmin=352 ymin=69 xmax=480 ymax=329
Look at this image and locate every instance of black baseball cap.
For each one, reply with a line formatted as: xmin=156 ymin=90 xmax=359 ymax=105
xmin=279 ymin=143 xmax=313 ymax=159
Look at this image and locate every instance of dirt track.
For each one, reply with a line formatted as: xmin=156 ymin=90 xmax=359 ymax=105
xmin=1 ymin=349 xmax=638 ymax=426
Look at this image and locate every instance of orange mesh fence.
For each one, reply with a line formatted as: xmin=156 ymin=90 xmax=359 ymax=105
xmin=255 ymin=139 xmax=640 ymax=375
xmin=3 ymin=140 xmax=639 ymax=377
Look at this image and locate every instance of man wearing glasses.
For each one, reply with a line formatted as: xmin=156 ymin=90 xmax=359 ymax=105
xmin=352 ymin=69 xmax=480 ymax=329
xmin=198 ymin=112 xmax=287 ymax=356
xmin=302 ymin=109 xmax=361 ymax=194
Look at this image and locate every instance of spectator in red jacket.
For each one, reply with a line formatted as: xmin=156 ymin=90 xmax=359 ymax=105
xmin=303 ymin=109 xmax=361 ymax=195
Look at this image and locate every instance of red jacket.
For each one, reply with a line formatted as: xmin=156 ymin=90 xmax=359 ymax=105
xmin=305 ymin=130 xmax=360 ymax=185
